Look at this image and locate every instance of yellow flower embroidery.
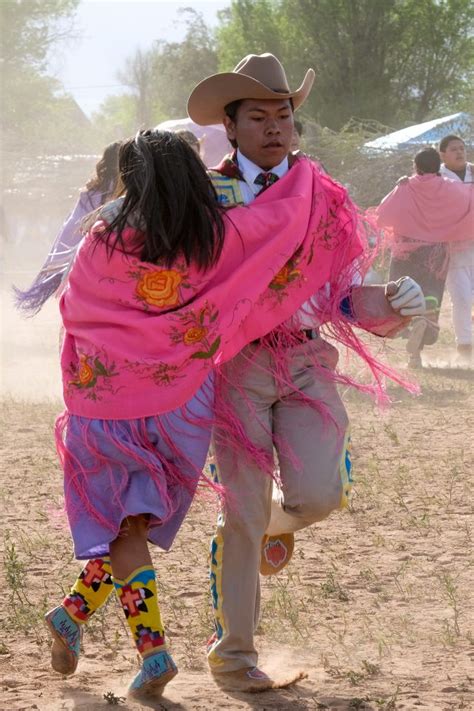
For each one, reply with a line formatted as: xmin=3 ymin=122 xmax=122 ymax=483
xmin=78 ymin=355 xmax=95 ymax=386
xmin=183 ymin=326 xmax=207 ymax=345
xmin=136 ymin=269 xmax=182 ymax=308
xmin=270 ymin=265 xmax=301 ymax=288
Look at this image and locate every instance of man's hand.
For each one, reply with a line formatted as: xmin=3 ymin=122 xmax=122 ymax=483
xmin=385 ymin=277 xmax=426 ymax=316
xmin=396 ymin=175 xmax=409 ymax=185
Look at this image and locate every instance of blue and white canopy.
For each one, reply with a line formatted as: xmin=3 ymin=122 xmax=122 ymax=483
xmin=364 ymin=112 xmax=473 ymax=151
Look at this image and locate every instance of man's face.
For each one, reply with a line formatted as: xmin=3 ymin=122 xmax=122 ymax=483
xmin=440 ymin=139 xmax=467 ymax=171
xmin=223 ymin=98 xmax=294 ymax=169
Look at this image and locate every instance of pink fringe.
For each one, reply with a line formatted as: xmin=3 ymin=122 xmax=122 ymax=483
xmin=55 ymin=379 xmax=224 ymax=532
xmin=54 ymin=175 xmax=421 ymax=535
xmin=211 ymin=192 xmax=419 ymax=486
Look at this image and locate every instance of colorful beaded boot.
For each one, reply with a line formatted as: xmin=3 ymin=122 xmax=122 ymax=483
xmin=45 ymin=557 xmax=113 ymax=674
xmin=113 ymin=565 xmax=178 ymax=698
xmin=45 ymin=605 xmax=82 ymax=675
xmin=128 ymin=648 xmax=178 ymax=698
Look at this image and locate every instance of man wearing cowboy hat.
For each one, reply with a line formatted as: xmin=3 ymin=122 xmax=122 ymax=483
xmin=188 ymin=53 xmax=425 ymax=690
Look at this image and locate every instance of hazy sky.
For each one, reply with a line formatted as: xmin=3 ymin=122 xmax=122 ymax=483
xmin=49 ymin=0 xmax=230 ymax=116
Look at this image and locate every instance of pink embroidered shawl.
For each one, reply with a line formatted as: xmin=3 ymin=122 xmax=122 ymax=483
xmin=60 ymin=158 xmax=363 ymax=419
xmin=375 ymin=174 xmax=474 ymax=247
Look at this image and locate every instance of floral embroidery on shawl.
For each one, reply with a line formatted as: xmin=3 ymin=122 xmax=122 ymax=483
xmin=135 ymin=269 xmax=182 ymax=308
xmin=60 ymin=158 xmax=372 ymax=419
xmin=167 ymin=303 xmax=221 ymax=360
xmin=125 ymin=258 xmax=197 ymax=311
xmin=67 ymin=349 xmax=120 ymax=401
xmin=314 ymin=192 xmax=347 ymax=251
xmin=123 ymin=360 xmax=186 ymax=387
xmin=269 ymin=247 xmax=304 ymax=293
xmin=121 ymin=303 xmax=221 ymax=390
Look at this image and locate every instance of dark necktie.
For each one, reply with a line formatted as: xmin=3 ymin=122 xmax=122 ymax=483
xmin=254 ymin=171 xmax=279 ymax=193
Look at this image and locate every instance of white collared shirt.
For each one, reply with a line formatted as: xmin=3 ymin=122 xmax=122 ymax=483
xmin=440 ymin=163 xmax=474 ymax=262
xmin=440 ymin=162 xmax=473 ymax=183
xmin=236 ymin=149 xmax=289 ymax=203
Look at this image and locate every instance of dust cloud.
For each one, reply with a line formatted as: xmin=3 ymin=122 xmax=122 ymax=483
xmin=1 ymin=154 xmax=96 ymax=402
xmin=1 ymin=280 xmax=62 ymax=402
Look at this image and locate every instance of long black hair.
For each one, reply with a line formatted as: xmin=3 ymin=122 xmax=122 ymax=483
xmin=98 ymin=130 xmax=226 ymax=270
xmin=85 ymin=141 xmax=121 ymax=200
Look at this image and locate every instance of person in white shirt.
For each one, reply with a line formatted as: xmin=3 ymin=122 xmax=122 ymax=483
xmin=439 ymin=134 xmax=474 ymax=363
xmin=188 ymin=52 xmax=425 ymax=691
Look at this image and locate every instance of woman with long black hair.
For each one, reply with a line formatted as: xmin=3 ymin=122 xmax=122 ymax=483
xmin=41 ymin=129 xmax=338 ymax=698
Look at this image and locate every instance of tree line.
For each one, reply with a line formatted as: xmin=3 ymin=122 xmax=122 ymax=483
xmin=1 ymin=0 xmax=86 ymax=160
xmin=1 ymin=0 xmax=473 ymax=158
xmin=100 ymin=0 xmax=473 ymax=138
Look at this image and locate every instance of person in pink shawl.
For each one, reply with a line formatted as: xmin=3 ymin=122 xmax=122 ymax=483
xmin=44 ymin=128 xmax=395 ymax=699
xmin=376 ymin=147 xmax=473 ymax=367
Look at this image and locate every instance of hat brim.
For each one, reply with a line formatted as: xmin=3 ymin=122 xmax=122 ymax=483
xmin=187 ymin=69 xmax=315 ymax=126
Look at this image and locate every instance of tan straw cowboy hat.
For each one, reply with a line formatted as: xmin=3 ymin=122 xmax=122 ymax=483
xmin=188 ymin=53 xmax=315 ymax=126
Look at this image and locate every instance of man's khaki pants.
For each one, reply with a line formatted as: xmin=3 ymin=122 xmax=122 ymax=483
xmin=208 ymin=337 xmax=352 ymax=673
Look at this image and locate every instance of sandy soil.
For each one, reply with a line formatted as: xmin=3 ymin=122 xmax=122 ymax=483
xmin=1 ymin=256 xmax=473 ymax=710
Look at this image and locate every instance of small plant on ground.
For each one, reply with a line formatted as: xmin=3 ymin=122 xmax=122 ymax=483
xmin=437 ymin=571 xmax=462 ymax=644
xmin=320 ymin=571 xmax=350 ymax=602
xmin=348 ymin=698 xmax=370 ymax=710
xmin=103 ymin=691 xmax=125 ymax=705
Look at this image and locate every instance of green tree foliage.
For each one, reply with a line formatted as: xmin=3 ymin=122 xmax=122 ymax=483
xmin=91 ymin=94 xmax=138 ymax=144
xmin=150 ymin=8 xmax=218 ymax=119
xmin=94 ymin=8 xmax=218 ymax=135
xmin=1 ymin=0 xmax=78 ymax=71
xmin=387 ymin=0 xmax=474 ymax=121
xmin=0 ymin=0 xmax=90 ymax=158
xmin=117 ymin=49 xmax=155 ymax=127
xmin=217 ymin=0 xmax=286 ymax=69
xmin=215 ymin=0 xmax=474 ymax=129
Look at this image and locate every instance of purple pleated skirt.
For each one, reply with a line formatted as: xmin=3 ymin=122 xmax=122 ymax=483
xmin=58 ymin=376 xmax=214 ymax=559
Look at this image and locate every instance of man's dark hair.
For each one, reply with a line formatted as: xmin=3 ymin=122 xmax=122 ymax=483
xmin=414 ymin=148 xmax=441 ymax=174
xmin=224 ymin=99 xmax=243 ymax=122
xmin=439 ymin=134 xmax=465 ymax=153
xmin=294 ymin=119 xmax=303 ymax=136
xmin=224 ymin=100 xmax=242 ymax=147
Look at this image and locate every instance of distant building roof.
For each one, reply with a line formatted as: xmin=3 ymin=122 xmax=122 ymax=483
xmin=364 ymin=112 xmax=473 ymax=151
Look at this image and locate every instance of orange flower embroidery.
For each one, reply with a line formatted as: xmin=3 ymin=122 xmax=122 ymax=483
xmin=272 ymin=266 xmax=290 ymax=286
xmin=69 ymin=353 xmax=118 ymax=392
xmin=183 ymin=326 xmax=207 ymax=345
xmin=78 ymin=355 xmax=95 ymax=386
xmin=271 ymin=265 xmax=301 ymax=288
xmin=136 ymin=269 xmax=182 ymax=308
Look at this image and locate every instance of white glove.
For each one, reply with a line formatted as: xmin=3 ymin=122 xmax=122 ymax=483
xmin=385 ymin=277 xmax=426 ymax=316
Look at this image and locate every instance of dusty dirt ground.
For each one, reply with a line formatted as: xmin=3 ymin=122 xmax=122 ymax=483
xmin=1 ymin=253 xmax=473 ymax=711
